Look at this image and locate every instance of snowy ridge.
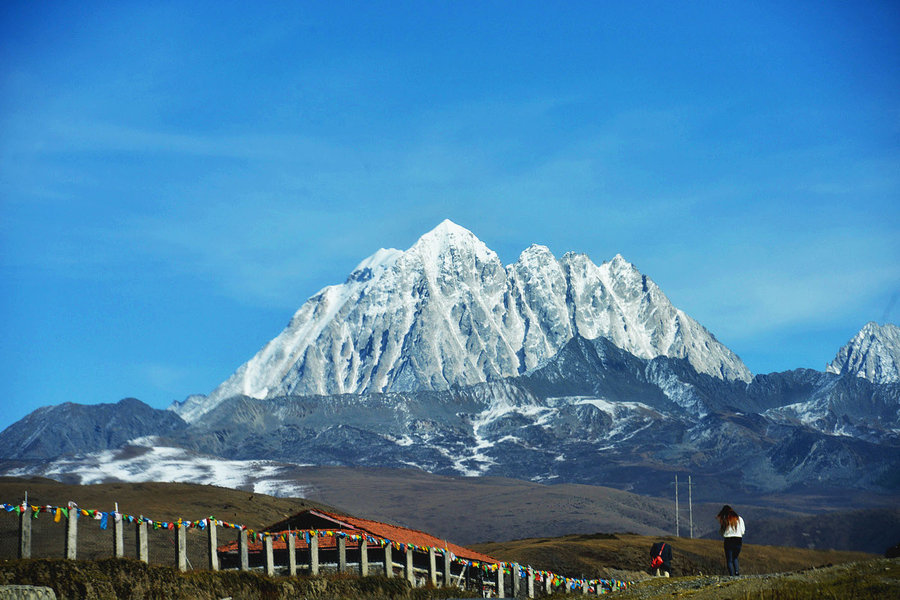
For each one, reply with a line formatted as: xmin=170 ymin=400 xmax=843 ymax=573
xmin=6 ymin=436 xmax=312 ymax=498
xmin=174 ymin=220 xmax=751 ymax=422
xmin=826 ymin=322 xmax=900 ymax=384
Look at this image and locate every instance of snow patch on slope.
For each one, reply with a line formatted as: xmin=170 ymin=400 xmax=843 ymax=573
xmin=6 ymin=437 xmax=312 ymax=498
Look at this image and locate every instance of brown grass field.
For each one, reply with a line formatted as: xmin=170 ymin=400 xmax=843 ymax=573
xmin=2 ymin=476 xmax=899 ymax=598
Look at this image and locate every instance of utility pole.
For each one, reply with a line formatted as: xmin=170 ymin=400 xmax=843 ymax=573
xmin=688 ymin=475 xmax=693 ymax=539
xmin=674 ymin=474 xmax=679 ymax=537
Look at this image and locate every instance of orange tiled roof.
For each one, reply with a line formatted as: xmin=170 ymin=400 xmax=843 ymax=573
xmin=217 ymin=509 xmax=498 ymax=565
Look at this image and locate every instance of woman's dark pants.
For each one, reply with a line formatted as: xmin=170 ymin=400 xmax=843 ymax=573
xmin=724 ymin=537 xmax=742 ymax=576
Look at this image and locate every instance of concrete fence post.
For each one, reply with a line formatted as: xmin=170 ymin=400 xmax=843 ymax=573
xmin=443 ymin=549 xmax=452 ymax=587
xmin=264 ymin=535 xmax=275 ymax=576
xmin=177 ymin=525 xmax=188 ymax=572
xmin=527 ymin=566 xmax=534 ymax=598
xmin=383 ymin=543 xmax=393 ymax=577
xmin=404 ymin=545 xmax=415 ymax=586
xmin=545 ymin=574 xmax=553 ymax=596
xmin=310 ymin=534 xmax=319 ymax=575
xmin=338 ymin=535 xmax=347 ymax=573
xmin=18 ymin=504 xmax=31 ymax=559
xmin=239 ymin=529 xmax=249 ymax=571
xmin=113 ymin=511 xmax=124 ymax=558
xmin=136 ymin=519 xmax=149 ymax=563
xmin=287 ymin=532 xmax=297 ymax=576
xmin=512 ymin=563 xmax=520 ymax=598
xmin=496 ymin=564 xmax=504 ymax=598
xmin=207 ymin=520 xmax=219 ymax=571
xmin=428 ymin=547 xmax=437 ymax=586
xmin=360 ymin=537 xmax=368 ymax=576
xmin=65 ymin=504 xmax=78 ymax=560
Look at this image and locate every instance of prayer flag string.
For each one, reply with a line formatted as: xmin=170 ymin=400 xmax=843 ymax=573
xmin=0 ymin=500 xmax=628 ymax=592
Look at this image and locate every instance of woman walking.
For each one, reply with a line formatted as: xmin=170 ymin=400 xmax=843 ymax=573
xmin=716 ymin=505 xmax=745 ymax=576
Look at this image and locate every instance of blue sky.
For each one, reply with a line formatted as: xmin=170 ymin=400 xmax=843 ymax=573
xmin=1 ymin=1 xmax=898 ymax=431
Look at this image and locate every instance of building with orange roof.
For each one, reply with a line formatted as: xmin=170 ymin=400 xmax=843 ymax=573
xmin=215 ymin=509 xmax=629 ymax=596
xmin=217 ymin=509 xmax=501 ymax=589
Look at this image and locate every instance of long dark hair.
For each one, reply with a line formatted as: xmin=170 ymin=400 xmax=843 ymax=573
xmin=716 ymin=505 xmax=740 ymax=531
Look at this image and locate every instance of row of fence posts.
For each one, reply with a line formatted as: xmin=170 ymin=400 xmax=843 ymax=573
xmin=11 ymin=499 xmax=615 ymax=597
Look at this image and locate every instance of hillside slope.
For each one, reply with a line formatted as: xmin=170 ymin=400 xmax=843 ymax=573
xmin=472 ymin=533 xmax=875 ymax=582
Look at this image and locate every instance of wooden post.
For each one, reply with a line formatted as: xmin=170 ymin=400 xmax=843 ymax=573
xmin=527 ymin=566 xmax=534 ymax=598
xmin=443 ymin=549 xmax=452 ymax=587
xmin=264 ymin=535 xmax=275 ymax=576
xmin=287 ymin=532 xmax=297 ymax=576
xmin=428 ymin=547 xmax=437 ymax=586
xmin=177 ymin=525 xmax=188 ymax=572
xmin=512 ymin=563 xmax=520 ymax=597
xmin=136 ymin=519 xmax=149 ymax=563
xmin=18 ymin=503 xmax=31 ymax=559
xmin=113 ymin=508 xmax=124 ymax=558
xmin=239 ymin=529 xmax=249 ymax=571
xmin=309 ymin=534 xmax=319 ymax=575
xmin=496 ymin=565 xmax=504 ymax=598
xmin=338 ymin=535 xmax=347 ymax=573
xmin=65 ymin=504 xmax=78 ymax=560
xmin=404 ymin=545 xmax=415 ymax=587
xmin=208 ymin=520 xmax=219 ymax=571
xmin=359 ymin=537 xmax=368 ymax=576
xmin=383 ymin=543 xmax=393 ymax=577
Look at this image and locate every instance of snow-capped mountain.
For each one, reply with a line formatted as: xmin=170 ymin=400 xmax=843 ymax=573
xmin=3 ymin=220 xmax=898 ymax=515
xmin=173 ymin=220 xmax=750 ymax=422
xmin=827 ymin=322 xmax=900 ymax=384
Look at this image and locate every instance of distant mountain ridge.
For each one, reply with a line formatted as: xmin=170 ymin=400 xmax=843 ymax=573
xmin=174 ymin=220 xmax=750 ymax=422
xmin=0 ymin=398 xmax=186 ymax=461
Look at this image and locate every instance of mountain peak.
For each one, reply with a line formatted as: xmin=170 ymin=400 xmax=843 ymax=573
xmin=174 ymin=223 xmax=752 ymax=422
xmin=433 ymin=218 xmax=469 ymax=234
xmin=408 ymin=220 xmax=497 ymax=270
xmin=607 ymin=253 xmax=636 ymax=271
xmin=518 ymin=244 xmax=557 ymax=263
xmin=417 ymin=219 xmax=478 ymax=245
xmin=826 ymin=322 xmax=900 ymax=384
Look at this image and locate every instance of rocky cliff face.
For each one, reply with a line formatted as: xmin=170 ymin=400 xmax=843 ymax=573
xmin=827 ymin=322 xmax=900 ymax=384
xmin=173 ymin=220 xmax=750 ymax=422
